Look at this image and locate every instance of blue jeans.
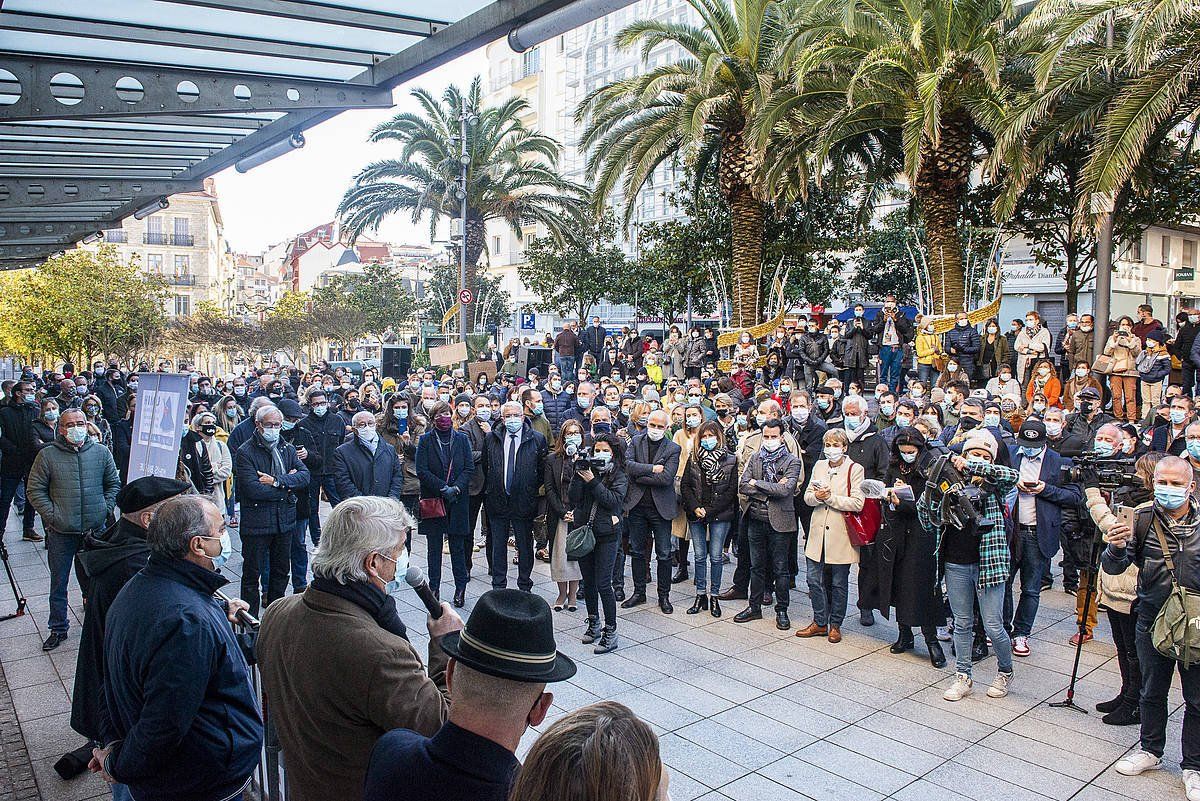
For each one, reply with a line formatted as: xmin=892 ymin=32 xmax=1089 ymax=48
xmin=805 ymin=557 xmax=850 ymax=627
xmin=307 ymin=474 xmax=342 ymax=546
xmin=47 ymin=531 xmax=83 ymax=635
xmin=225 ymin=480 xmax=237 ymax=518
xmin=1004 ymin=528 xmax=1048 ymax=637
xmin=0 ymin=474 xmax=35 ymax=534
xmin=627 ymin=508 xmax=673 ymax=596
xmin=917 ymin=363 xmax=938 ymax=387
xmin=111 ymin=784 xmax=132 ymax=801
xmin=487 ymin=516 xmax=532 ymax=591
xmin=945 ymin=562 xmax=1013 ymax=677
xmin=689 ymin=520 xmax=729 ymax=594
xmin=878 ymin=345 xmax=905 ymax=393
xmin=554 ymin=355 xmax=576 ymax=379
xmin=290 ymin=519 xmax=310 ymax=592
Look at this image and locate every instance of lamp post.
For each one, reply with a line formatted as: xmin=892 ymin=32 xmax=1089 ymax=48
xmin=455 ymin=109 xmax=478 ymax=375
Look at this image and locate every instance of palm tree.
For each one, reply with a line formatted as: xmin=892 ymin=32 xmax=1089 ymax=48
xmin=761 ymin=0 xmax=1017 ymax=314
xmin=338 ymin=77 xmax=588 ymax=332
xmin=575 ymin=0 xmax=797 ymax=328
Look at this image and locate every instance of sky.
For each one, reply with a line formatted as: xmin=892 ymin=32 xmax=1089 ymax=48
xmin=213 ymin=48 xmax=486 ymax=255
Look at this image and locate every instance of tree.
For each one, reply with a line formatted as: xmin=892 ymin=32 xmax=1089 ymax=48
xmin=518 ymin=213 xmax=628 ymax=323
xmin=338 ymin=77 xmax=588 ymax=332
xmin=763 ymin=183 xmax=858 ymax=307
xmin=853 ymin=209 xmax=922 ymax=303
xmin=423 ymin=259 xmax=511 ymax=333
xmin=313 ymin=263 xmax=416 ymax=348
xmin=576 ymin=0 xmax=803 ymax=327
xmin=617 ymin=218 xmax=715 ymax=326
xmin=760 ymin=0 xmax=1016 ymax=314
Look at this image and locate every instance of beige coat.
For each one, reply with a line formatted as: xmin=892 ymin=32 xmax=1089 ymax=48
xmin=672 ymin=428 xmax=695 ymax=540
xmin=258 ymin=588 xmax=450 ymax=801
xmin=803 ymin=457 xmax=865 ymax=565
xmin=1103 ymin=332 xmax=1143 ymax=378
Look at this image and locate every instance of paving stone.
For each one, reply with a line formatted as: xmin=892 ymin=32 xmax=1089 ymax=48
xmin=757 ymin=755 xmax=885 ymax=801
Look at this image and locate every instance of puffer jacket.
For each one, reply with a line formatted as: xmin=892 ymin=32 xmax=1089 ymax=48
xmin=541 ymin=388 xmax=572 ymax=436
xmin=944 ymin=324 xmax=981 ymax=361
xmin=26 ymin=435 xmax=119 ymax=535
xmin=799 ymin=331 xmax=830 ymax=366
xmin=0 ymin=397 xmax=38 ymax=478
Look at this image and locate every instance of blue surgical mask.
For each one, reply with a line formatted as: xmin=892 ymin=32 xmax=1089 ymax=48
xmin=476 ymin=408 xmax=492 ymax=422
xmin=1155 ymin=484 xmax=1191 ymax=511
xmin=900 ymin=451 xmax=917 ymax=464
xmin=396 ymin=407 xmax=409 ymax=419
xmin=593 ymin=450 xmax=613 ymax=470
xmin=984 ymin=414 xmax=1001 ymax=428
xmin=376 ymin=550 xmax=410 ymax=595
xmin=504 ymin=416 xmax=524 ymax=434
xmin=1045 ymin=421 xmax=1063 ymax=438
xmin=281 ymin=420 xmax=295 ymax=431
xmin=1093 ymin=439 xmax=1115 ymax=457
xmin=44 ymin=410 xmax=59 ymax=422
xmin=1019 ymin=445 xmax=1044 ymax=459
xmin=205 ymin=532 xmax=232 ymax=570
xmin=312 ymin=404 xmax=327 ymax=417
xmin=1187 ymin=440 xmax=1200 ymax=461
xmin=817 ymin=398 xmax=830 ymax=410
xmin=533 ymin=402 xmax=544 ymax=416
xmin=565 ymin=433 xmax=583 ymax=449
xmin=261 ymin=427 xmax=281 ymax=443
xmin=700 ymin=436 xmax=718 ymax=451
xmin=578 ymin=397 xmax=592 ymax=410
xmin=845 ymin=415 xmax=862 ymax=431
xmin=880 ymin=403 xmax=895 ymax=416
xmin=1172 ymin=408 xmax=1188 ymax=425
xmin=896 ymin=417 xmax=911 ymax=429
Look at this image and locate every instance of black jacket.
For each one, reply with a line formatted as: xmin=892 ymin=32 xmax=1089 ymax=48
xmin=101 ymin=555 xmax=262 ymax=801
xmin=867 ymin=311 xmax=914 ymax=348
xmin=234 ymin=433 xmax=310 ymax=536
xmin=332 ymin=437 xmax=403 ymax=501
xmin=680 ymin=448 xmax=738 ymax=522
xmin=798 ymin=331 xmax=830 ymax=366
xmin=944 ymin=324 xmax=981 ymax=360
xmin=364 ymin=721 xmax=519 ymax=801
xmin=568 ymin=468 xmax=628 ymax=541
xmin=71 ymin=519 xmax=151 ymax=741
xmin=296 ymin=409 xmax=349 ymax=476
xmin=623 ymin=433 xmax=681 ymax=518
xmin=482 ymin=423 xmax=548 ymax=520
xmin=283 ymin=424 xmax=322 ymax=518
xmin=1173 ymin=321 xmax=1200 ymax=366
xmin=0 ymin=398 xmax=38 ymax=478
xmin=840 ymin=425 xmax=890 ymax=480
xmin=180 ymin=431 xmax=215 ymax=495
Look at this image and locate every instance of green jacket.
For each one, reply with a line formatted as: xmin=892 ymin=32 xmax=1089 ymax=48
xmin=27 ymin=436 xmax=120 ymax=535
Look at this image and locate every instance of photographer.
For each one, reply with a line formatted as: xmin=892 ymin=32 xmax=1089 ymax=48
xmin=570 ymin=433 xmax=628 ymax=654
xmin=1102 ymin=455 xmax=1200 ymax=789
xmin=918 ymin=429 xmax=1020 ymax=702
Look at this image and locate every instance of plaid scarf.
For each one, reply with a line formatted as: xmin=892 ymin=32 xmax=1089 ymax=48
xmin=918 ymin=459 xmax=1019 ymax=589
xmin=759 ymin=443 xmax=788 ymax=483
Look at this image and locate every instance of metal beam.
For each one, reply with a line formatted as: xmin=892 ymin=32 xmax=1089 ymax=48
xmin=0 ymin=57 xmax=395 ymax=122
xmin=0 ymin=154 xmax=203 ymax=169
xmin=0 ymin=124 xmax=243 ymax=146
xmin=0 ymin=141 xmax=221 ymax=158
xmin=162 ymin=0 xmax=447 ymax=37
xmin=101 ymin=115 xmax=274 ymax=130
xmin=0 ymin=178 xmax=203 ymax=208
xmin=0 ymin=13 xmax=388 ymax=68
xmin=0 ymin=166 xmax=182 ymax=179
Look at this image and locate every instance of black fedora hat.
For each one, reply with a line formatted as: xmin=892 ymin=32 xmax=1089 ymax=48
xmin=441 ymin=589 xmax=576 ymax=683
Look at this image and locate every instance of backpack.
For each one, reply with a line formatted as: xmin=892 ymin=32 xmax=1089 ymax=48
xmin=1148 ymin=516 xmax=1200 ymax=668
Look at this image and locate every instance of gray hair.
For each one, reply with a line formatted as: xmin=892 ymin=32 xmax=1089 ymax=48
xmin=311 ymin=496 xmax=413 ymax=584
xmin=248 ymin=397 xmax=276 ymax=418
xmin=256 ymin=404 xmax=282 ymax=423
xmin=841 ymin=394 xmax=866 ymax=415
xmin=147 ymin=495 xmax=218 ymax=560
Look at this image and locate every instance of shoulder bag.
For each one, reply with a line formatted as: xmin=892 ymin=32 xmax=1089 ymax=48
xmin=418 ymin=442 xmax=453 ymax=520
xmin=565 ymin=496 xmax=598 ymax=561
xmin=1150 ymin=519 xmax=1200 ymax=669
xmin=841 ymin=468 xmax=881 ymax=547
xmin=1092 ymin=354 xmax=1114 ymax=375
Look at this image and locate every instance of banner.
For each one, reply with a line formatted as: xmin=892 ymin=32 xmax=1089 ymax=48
xmin=128 ymin=372 xmax=188 ymax=482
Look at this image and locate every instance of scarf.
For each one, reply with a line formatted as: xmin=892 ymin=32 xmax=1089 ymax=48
xmin=698 ymin=446 xmax=727 ymax=484
xmin=759 ymin=442 xmax=788 ymax=482
xmin=311 ymin=576 xmax=408 ymax=641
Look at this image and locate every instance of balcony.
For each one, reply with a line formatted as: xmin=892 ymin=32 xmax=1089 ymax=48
xmin=104 ymin=230 xmax=128 ymax=243
xmin=143 ymin=233 xmax=195 ymax=246
xmin=165 ymin=274 xmax=196 ymax=286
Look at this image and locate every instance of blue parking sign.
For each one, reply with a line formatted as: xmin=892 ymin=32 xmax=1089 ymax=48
xmin=520 ymin=312 xmax=535 ymax=330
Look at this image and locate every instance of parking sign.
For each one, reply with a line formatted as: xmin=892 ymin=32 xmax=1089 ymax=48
xmin=520 ymin=312 xmax=535 ymax=330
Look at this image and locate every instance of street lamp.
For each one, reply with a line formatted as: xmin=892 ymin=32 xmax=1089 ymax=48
xmin=455 ymin=110 xmax=478 ymax=373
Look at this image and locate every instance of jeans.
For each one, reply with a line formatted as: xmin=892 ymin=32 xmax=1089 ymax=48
xmin=487 ymin=516 xmax=533 ymax=591
xmin=225 ymin=480 xmax=237 ymax=519
xmin=47 ymin=531 xmax=83 ymax=635
xmin=802 ymin=362 xmax=838 ymax=391
xmin=290 ymin=519 xmax=309 ymax=592
xmin=580 ymin=537 xmax=619 ymax=628
xmin=805 ymin=557 xmax=849 ymax=626
xmin=878 ymin=344 xmax=905 ymax=393
xmin=307 ymin=474 xmax=342 ymax=546
xmin=554 ymin=355 xmax=576 ymax=379
xmin=240 ymin=531 xmax=289 ymax=617
xmin=917 ymin=363 xmax=938 ymax=387
xmin=0 ymin=473 xmax=35 ymax=534
xmin=111 ymin=784 xmax=132 ymax=801
xmin=1136 ymin=609 xmax=1200 ymax=768
xmin=945 ymin=562 xmax=1012 ymax=677
xmin=748 ymin=519 xmax=790 ymax=610
xmin=689 ymin=520 xmax=729 ymax=594
xmin=1004 ymin=528 xmax=1047 ymax=637
xmin=627 ymin=508 xmax=673 ymax=596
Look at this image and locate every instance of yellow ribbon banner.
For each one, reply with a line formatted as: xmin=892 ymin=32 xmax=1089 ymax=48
xmin=441 ymin=303 xmax=459 ymax=332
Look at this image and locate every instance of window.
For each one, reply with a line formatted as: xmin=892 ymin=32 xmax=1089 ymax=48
xmin=174 ymin=294 xmax=191 ymax=317
xmin=146 ymin=253 xmax=163 ymax=273
xmin=492 ymin=235 xmax=501 ymax=255
xmin=1163 ymin=234 xmax=1173 ymax=266
xmin=521 ymin=48 xmax=540 ymax=78
xmin=174 ymin=254 xmax=190 ymax=274
xmin=1122 ymin=237 xmax=1144 ymax=262
xmin=1186 ymin=239 xmax=1197 ymax=269
xmin=145 ymin=215 xmax=165 ymax=245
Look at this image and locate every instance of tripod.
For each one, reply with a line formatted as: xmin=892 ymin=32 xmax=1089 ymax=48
xmin=1048 ymin=523 xmax=1104 ymax=713
xmin=0 ymin=536 xmax=28 ymax=622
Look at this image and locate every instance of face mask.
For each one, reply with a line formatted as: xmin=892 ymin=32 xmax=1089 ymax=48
xmin=1037 ymin=368 xmax=1051 ymax=378
xmin=1191 ymin=315 xmax=1200 ymax=325
xmin=817 ymin=399 xmax=830 ymax=410
xmin=1066 ymin=319 xmax=1078 ymax=330
xmin=1155 ymin=484 xmax=1191 ymax=511
xmin=880 ymin=403 xmax=894 ymax=416
xmin=832 ymin=389 xmax=842 ymax=399
xmin=1080 ymin=400 xmax=1094 ymax=416
xmin=476 ymin=408 xmax=491 ymax=422
xmin=281 ymin=420 xmax=296 ymax=431
xmin=896 ymin=417 xmax=911 ymax=429
xmin=984 ymin=413 xmax=1001 ymax=428
xmin=65 ymin=426 xmax=87 ymax=445
xmin=531 ymin=402 xmax=544 ymax=416
xmin=457 ymin=404 xmax=471 ymax=418
xmin=593 ymin=450 xmax=613 ymax=471
xmin=845 ymin=415 xmax=862 ymax=431
xmin=1172 ymin=409 xmax=1188 ymax=425
xmin=900 ymin=451 xmax=918 ymax=464
xmin=550 ymin=380 xmax=562 ymax=392
xmin=434 ymin=415 xmax=453 ymax=431
xmin=261 ymin=427 xmax=281 ymax=443
xmin=504 ymin=416 xmax=524 ymax=434
xmin=1019 ymin=445 xmax=1044 ymax=459
xmin=1080 ymin=324 xmax=1093 ymax=332
xmin=22 ymin=393 xmax=35 ymax=404
xmin=761 ymin=438 xmax=783 ymax=452
xmin=1032 ymin=403 xmax=1046 ymax=413
xmin=911 ymin=388 xmax=925 ymax=399
xmin=647 ymin=427 xmax=665 ymax=442
xmin=947 ymin=364 xmax=959 ymax=373
xmin=204 ymin=532 xmax=232 ymax=570
xmin=376 ymin=550 xmax=410 ymax=595
xmin=44 ymin=410 xmax=59 ymax=422
xmin=1025 ymin=320 xmax=1037 ymax=329
xmin=736 ymin=415 xmax=747 ymax=428
xmin=565 ymin=433 xmax=583 ymax=451
xmin=824 ymin=446 xmax=844 ymax=461
xmin=755 ymin=414 xmax=769 ymax=428
xmin=358 ymin=428 xmax=379 ymax=445
xmin=439 ymin=393 xmax=451 ymax=403
xmin=999 ymin=374 xmax=1012 ymax=383
xmin=1093 ymin=439 xmax=1115 ymax=457
xmin=1188 ymin=440 xmax=1200 ymax=460
xmin=700 ymin=436 xmax=718 ymax=451
xmin=592 ymin=422 xmax=612 ymax=435
xmin=200 ymin=424 xmax=217 ymax=437
xmin=686 ymin=416 xmax=701 ymax=430
xmin=1042 ymin=421 xmax=1062 ymax=438
xmin=578 ymin=397 xmax=593 ymax=411
xmin=422 ymin=399 xmax=437 ymax=412
xmin=957 ymin=320 xmax=968 ymax=328
xmin=792 ymin=407 xmax=810 ymax=423
xmin=854 ymin=309 xmax=864 ymax=318
xmin=987 ymin=326 xmax=998 ymax=333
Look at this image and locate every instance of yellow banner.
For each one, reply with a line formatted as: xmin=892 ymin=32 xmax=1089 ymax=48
xmin=441 ymin=303 xmax=459 ymax=332
xmin=922 ymin=296 xmax=1002 ymax=335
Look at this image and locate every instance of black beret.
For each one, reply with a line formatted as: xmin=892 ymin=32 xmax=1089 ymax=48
xmin=116 ymin=476 xmax=192 ymax=514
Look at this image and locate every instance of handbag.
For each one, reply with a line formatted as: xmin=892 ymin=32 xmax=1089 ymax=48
xmin=1151 ymin=521 xmax=1200 ymax=669
xmin=565 ymin=501 xmax=598 ymax=561
xmin=418 ymin=448 xmax=454 ymax=520
xmin=1092 ymin=354 xmax=1114 ymax=375
xmin=841 ymin=469 xmax=881 ymax=547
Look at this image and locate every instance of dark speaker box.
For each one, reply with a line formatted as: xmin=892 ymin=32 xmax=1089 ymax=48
xmin=381 ymin=345 xmax=413 ymax=380
xmin=519 ymin=345 xmax=552 ymax=378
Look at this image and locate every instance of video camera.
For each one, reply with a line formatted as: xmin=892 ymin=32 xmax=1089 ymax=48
xmin=921 ymin=453 xmax=989 ymax=536
xmin=573 ymin=448 xmax=610 ymax=473
xmin=1060 ymin=451 xmax=1137 ymax=491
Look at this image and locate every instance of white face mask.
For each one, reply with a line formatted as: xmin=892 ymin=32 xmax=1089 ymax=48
xmin=824 ymin=446 xmax=844 ymax=462
xmin=761 ymin=438 xmax=783 ymax=452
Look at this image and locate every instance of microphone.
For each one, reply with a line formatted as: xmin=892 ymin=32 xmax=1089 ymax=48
xmin=404 ymin=565 xmax=444 ymax=619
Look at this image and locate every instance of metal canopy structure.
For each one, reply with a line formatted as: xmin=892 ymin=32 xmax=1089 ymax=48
xmin=0 ymin=0 xmax=578 ymax=269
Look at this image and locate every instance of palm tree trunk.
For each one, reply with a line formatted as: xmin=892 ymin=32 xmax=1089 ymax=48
xmin=719 ymin=125 xmax=765 ymax=328
xmin=915 ymin=111 xmax=973 ymax=315
xmin=462 ymin=214 xmax=486 ymax=334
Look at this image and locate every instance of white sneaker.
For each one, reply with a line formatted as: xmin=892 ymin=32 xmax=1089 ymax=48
xmin=936 ymin=625 xmax=951 ymax=642
xmin=1185 ymin=769 xmax=1200 ymax=801
xmin=987 ymin=671 xmax=1013 ymax=698
xmin=1115 ymin=750 xmax=1162 ymax=776
xmin=943 ymin=673 xmax=973 ymax=701
xmin=1012 ymin=636 xmax=1030 ymax=657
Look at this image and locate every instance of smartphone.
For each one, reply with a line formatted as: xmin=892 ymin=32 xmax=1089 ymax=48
xmin=1114 ymin=503 xmax=1137 ymax=532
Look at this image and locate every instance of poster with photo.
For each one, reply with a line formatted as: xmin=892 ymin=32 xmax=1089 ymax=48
xmin=128 ymin=372 xmax=188 ymax=481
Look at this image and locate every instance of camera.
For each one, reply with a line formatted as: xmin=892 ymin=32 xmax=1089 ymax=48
xmin=920 ymin=453 xmax=989 ymax=535
xmin=1060 ymin=451 xmax=1137 ymax=490
xmin=573 ymin=449 xmax=608 ymax=472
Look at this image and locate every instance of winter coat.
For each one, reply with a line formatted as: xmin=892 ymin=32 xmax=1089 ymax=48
xmin=1057 ymin=327 xmax=1093 ymax=370
xmin=977 ymin=332 xmax=1010 ymax=373
xmin=915 ymin=332 xmax=943 ymax=366
xmin=1014 ymin=326 xmax=1053 ymax=379
xmin=1102 ymin=331 xmax=1143 ymax=378
xmin=663 ymin=337 xmax=686 ymax=380
xmin=333 ymin=438 xmax=404 ymax=501
xmin=234 ymin=432 xmax=310 ymax=536
xmin=623 ymin=433 xmax=681 ymax=518
xmin=842 ymin=424 xmax=890 ymax=480
xmin=804 ymin=458 xmax=865 ymax=564
xmin=944 ymin=324 xmax=981 ymax=361
xmin=842 ymin=322 xmax=872 ymax=367
xmin=101 ymin=555 xmax=262 ymax=801
xmin=568 ymin=466 xmax=628 ymax=542
xmin=874 ymin=462 xmax=945 ymax=627
xmin=683 ymin=335 xmax=706 ymax=368
xmin=180 ymin=430 xmax=215 ymax=495
xmin=27 ymin=435 xmax=120 ymax=535
xmin=93 ymin=378 xmax=129 ymax=425
xmin=867 ymin=311 xmax=914 ymax=348
xmin=680 ymin=448 xmax=738 ymax=523
xmin=481 ymin=422 xmax=547 ymax=520
xmin=1173 ymin=321 xmax=1200 ymax=366
xmin=111 ymin=419 xmax=132 ymax=485
xmin=1025 ymin=373 xmax=1063 ymax=407
xmin=282 ymin=425 xmax=321 ymax=520
xmin=380 ymin=412 xmax=425 ymax=497
xmin=461 ymin=417 xmax=490 ymax=497
xmin=297 ymin=409 xmax=351 ymax=476
xmin=541 ymin=388 xmax=573 ymax=436
xmin=201 ymin=436 xmax=233 ymax=511
xmin=415 ymin=429 xmax=473 ymax=536
xmin=0 ymin=398 xmax=38 ymax=478
xmin=799 ymin=331 xmax=830 ymax=366
xmin=544 ymin=452 xmax=576 ymax=534
xmin=740 ymin=449 xmax=802 ymax=532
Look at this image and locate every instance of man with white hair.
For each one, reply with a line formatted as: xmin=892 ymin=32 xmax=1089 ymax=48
xmin=258 ymin=496 xmax=463 ymax=801
xmin=333 ymin=410 xmax=404 ymax=501
xmin=622 ymin=408 xmax=683 ymax=613
xmin=234 ymin=404 xmax=310 ymax=616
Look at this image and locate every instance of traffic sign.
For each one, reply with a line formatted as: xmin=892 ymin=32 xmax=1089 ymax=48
xmin=520 ymin=312 xmax=536 ymax=330
xmin=458 ymin=288 xmax=474 ymax=305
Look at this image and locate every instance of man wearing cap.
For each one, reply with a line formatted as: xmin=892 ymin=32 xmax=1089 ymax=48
xmin=1004 ymin=420 xmax=1081 ymax=658
xmin=1065 ymin=386 xmax=1114 ymax=445
xmin=362 ymin=589 xmax=574 ymax=801
xmin=1151 ymin=394 xmax=1194 ymax=457
xmin=65 ymin=477 xmax=191 ymax=783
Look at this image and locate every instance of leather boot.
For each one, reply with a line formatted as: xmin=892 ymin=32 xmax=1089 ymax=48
xmin=710 ymin=597 xmax=722 ymax=618
xmin=890 ymin=627 xmax=915 ymax=654
xmin=687 ymin=595 xmax=709 ymax=615
xmin=621 ymin=591 xmax=646 ymax=609
xmin=717 ymin=587 xmax=747 ymax=601
xmin=581 ymin=617 xmax=602 ymax=644
xmin=926 ymin=638 xmax=947 ymax=668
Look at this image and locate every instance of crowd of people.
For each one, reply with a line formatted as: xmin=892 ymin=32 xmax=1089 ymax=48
xmin=8 ymin=293 xmax=1200 ymax=800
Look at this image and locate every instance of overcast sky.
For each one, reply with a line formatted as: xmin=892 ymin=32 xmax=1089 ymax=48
xmin=213 ymin=48 xmax=486 ymax=255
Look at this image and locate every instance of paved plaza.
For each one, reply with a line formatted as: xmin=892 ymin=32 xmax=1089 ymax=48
xmin=0 ymin=509 xmax=1187 ymax=801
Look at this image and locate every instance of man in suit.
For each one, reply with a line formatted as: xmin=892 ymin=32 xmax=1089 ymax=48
xmin=1005 ymin=419 xmax=1083 ymax=658
xmin=483 ymin=401 xmax=548 ymax=594
xmin=621 ymin=408 xmax=682 ymax=613
xmin=582 ymin=315 xmax=607 ymax=365
xmin=362 ymin=590 xmax=574 ymax=801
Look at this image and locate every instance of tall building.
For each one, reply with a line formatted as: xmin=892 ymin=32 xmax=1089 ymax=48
xmin=96 ymin=178 xmax=231 ymax=318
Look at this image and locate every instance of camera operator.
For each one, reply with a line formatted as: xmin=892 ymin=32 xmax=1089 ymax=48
xmin=570 ymin=434 xmax=628 ymax=653
xmin=1102 ymin=455 xmax=1200 ymax=790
